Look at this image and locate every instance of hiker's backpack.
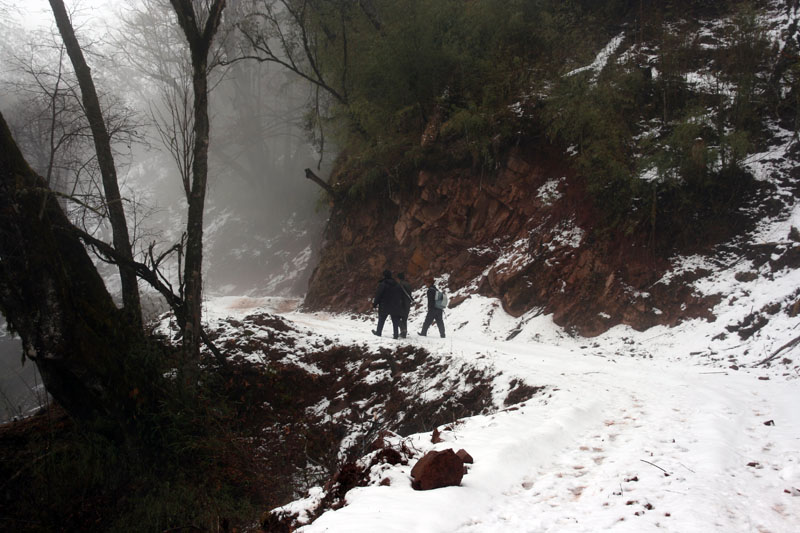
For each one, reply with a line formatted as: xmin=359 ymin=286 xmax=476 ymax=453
xmin=434 ymin=289 xmax=448 ymax=310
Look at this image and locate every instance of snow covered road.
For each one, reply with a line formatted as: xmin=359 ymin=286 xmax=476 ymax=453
xmin=205 ymin=295 xmax=800 ymax=532
xmin=304 ymin=334 xmax=798 ymax=532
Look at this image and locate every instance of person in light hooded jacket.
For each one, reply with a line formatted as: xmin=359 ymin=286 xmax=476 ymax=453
xmin=372 ymin=270 xmax=404 ymax=339
xmin=419 ymin=279 xmax=445 ymax=338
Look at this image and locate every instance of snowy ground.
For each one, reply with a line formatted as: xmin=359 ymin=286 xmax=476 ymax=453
xmin=203 ymin=278 xmax=800 ymax=533
xmin=200 ymin=77 xmax=800 ymax=530
xmin=200 ymin=22 xmax=800 ymax=527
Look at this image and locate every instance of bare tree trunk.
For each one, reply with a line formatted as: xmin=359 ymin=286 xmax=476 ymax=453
xmin=0 ymin=111 xmax=136 ymax=423
xmin=48 ymin=0 xmax=142 ymax=330
xmin=170 ymin=0 xmax=227 ymax=360
xmin=183 ymin=56 xmax=209 ymax=361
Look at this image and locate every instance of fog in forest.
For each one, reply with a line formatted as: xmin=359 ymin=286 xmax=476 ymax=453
xmin=0 ymin=0 xmax=331 ymax=420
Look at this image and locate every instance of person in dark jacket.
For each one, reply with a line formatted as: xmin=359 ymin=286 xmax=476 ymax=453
xmin=418 ymin=280 xmax=445 ymax=338
xmin=372 ymin=270 xmax=404 ymax=339
xmin=396 ymin=272 xmax=413 ymax=338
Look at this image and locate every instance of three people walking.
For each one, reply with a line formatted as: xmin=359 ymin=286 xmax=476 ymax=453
xmin=372 ymin=270 xmax=445 ymax=339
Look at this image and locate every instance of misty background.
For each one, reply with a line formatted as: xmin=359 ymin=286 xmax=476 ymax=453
xmin=0 ymin=0 xmax=331 ymax=420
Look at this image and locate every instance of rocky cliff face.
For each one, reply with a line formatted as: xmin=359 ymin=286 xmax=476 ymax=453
xmin=304 ymin=146 xmax=728 ymax=336
xmin=299 ymin=0 xmax=800 ymax=336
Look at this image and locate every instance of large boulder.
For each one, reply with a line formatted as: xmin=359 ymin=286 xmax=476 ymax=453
xmin=410 ymin=449 xmax=464 ymax=490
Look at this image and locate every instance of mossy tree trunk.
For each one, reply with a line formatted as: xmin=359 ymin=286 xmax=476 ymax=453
xmin=0 ymin=1 xmax=228 ymax=427
xmin=0 ymin=111 xmax=139 ymax=423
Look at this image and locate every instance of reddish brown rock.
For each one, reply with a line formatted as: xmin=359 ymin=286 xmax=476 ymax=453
xmin=410 ymin=449 xmax=464 ymax=490
xmin=407 ymin=247 xmax=428 ymax=277
xmin=456 ymin=449 xmax=474 ymax=464
xmin=394 ymin=215 xmax=413 ymax=244
xmin=418 ymin=170 xmax=433 ymax=187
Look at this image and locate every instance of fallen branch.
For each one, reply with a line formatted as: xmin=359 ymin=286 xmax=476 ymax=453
xmin=754 ymin=333 xmax=800 ymax=367
xmin=641 ymin=459 xmax=669 ymax=475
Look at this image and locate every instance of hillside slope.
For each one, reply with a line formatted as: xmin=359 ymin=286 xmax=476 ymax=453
xmin=202 ymin=213 xmax=800 ymax=531
xmin=276 ymin=312 xmax=798 ymax=533
xmin=304 ymin=0 xmax=800 ymax=337
xmin=305 ymin=137 xmax=798 ymax=336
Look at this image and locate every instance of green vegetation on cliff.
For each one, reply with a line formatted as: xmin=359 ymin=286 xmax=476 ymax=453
xmin=293 ymin=0 xmax=798 ymax=241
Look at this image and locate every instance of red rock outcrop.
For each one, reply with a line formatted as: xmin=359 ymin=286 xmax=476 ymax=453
xmin=303 ymin=145 xmax=720 ymax=336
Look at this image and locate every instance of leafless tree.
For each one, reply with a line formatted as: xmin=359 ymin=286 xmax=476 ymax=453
xmin=169 ymin=0 xmax=228 ymax=361
xmin=6 ymin=33 xmax=144 ymax=232
xmin=49 ymin=0 xmax=143 ymax=329
xmin=0 ymin=109 xmax=138 ymax=421
xmin=116 ymin=0 xmax=197 ymax=198
xmin=225 ymin=0 xmax=383 ymax=168
xmin=231 ymin=0 xmax=349 ymax=105
xmin=0 ymin=0 xmax=231 ymax=428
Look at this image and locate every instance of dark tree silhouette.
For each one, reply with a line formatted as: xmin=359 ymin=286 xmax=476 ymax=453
xmin=0 ymin=110 xmax=138 ymax=423
xmin=0 ymin=0 xmax=229 ymax=425
xmin=49 ymin=0 xmax=143 ymax=330
xmin=169 ymin=0 xmax=228 ymax=360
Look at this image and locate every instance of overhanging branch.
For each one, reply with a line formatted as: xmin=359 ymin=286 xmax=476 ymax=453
xmin=70 ymin=226 xmax=227 ymax=367
xmin=304 ymin=167 xmax=337 ymax=200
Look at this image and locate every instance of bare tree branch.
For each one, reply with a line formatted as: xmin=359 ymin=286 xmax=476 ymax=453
xmin=304 ymin=166 xmax=336 ymax=198
xmin=49 ymin=0 xmax=142 ymax=329
xmin=71 ymin=225 xmax=227 ymax=367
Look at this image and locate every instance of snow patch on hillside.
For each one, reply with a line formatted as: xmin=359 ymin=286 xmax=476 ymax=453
xmin=566 ymin=32 xmax=626 ymax=83
xmin=536 ymin=177 xmax=564 ymax=205
xmin=544 ymin=219 xmax=584 ymax=251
